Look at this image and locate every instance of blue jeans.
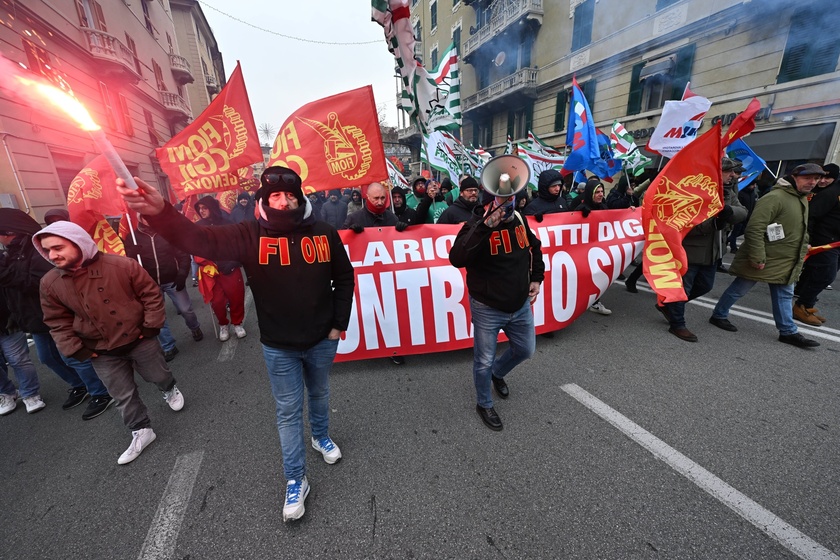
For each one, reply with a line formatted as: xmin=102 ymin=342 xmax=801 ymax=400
xmin=470 ymin=297 xmax=535 ymax=409
xmin=158 ymin=318 xmax=177 ymax=352
xmin=665 ymin=263 xmax=717 ymax=329
xmin=31 ymin=332 xmax=108 ymax=396
xmin=161 ymin=282 xmax=201 ymax=331
xmin=712 ymin=277 xmax=797 ymax=336
xmin=262 ymin=337 xmax=340 ymax=481
xmin=0 ymin=332 xmax=41 ymax=398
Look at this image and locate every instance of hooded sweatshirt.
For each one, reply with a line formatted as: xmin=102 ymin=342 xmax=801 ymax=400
xmin=35 ymin=221 xmax=165 ymax=360
xmin=194 ymin=196 xmax=241 ymax=274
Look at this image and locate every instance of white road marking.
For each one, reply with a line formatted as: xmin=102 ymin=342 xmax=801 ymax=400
xmin=137 ymin=451 xmax=205 ymax=560
xmin=217 ymin=289 xmax=254 ymax=362
xmin=561 ymin=383 xmax=839 ymax=560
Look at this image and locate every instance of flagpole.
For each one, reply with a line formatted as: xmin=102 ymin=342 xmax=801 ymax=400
xmin=763 ymin=164 xmax=778 ymax=180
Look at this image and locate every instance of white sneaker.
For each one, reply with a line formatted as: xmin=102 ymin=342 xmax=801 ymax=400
xmin=23 ymin=394 xmax=46 ymax=414
xmin=0 ymin=391 xmax=19 ymax=415
xmin=311 ymin=436 xmax=342 ymax=464
xmin=588 ymin=301 xmax=612 ymax=315
xmin=163 ymin=385 xmax=184 ymax=411
xmin=219 ymin=325 xmax=230 ymax=341
xmin=233 ymin=324 xmax=246 ymax=339
xmin=282 ymin=476 xmax=310 ymax=522
xmin=117 ymin=428 xmax=157 ymax=465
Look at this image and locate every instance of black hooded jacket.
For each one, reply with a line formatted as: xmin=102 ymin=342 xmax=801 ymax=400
xmin=194 ymin=196 xmax=241 ymax=274
xmin=524 ymin=170 xmax=568 ymax=216
xmin=576 ymin=180 xmax=608 ymax=218
xmin=437 ymin=195 xmax=480 ymax=224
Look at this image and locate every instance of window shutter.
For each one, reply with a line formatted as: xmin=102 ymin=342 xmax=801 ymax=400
xmin=571 ymin=0 xmax=594 ymax=52
xmin=525 ymin=103 xmax=533 ymax=136
xmin=91 ymin=0 xmax=107 ymax=32
xmin=554 ymin=90 xmax=568 ymax=132
xmin=582 ymin=79 xmax=597 ymax=112
xmin=627 ymin=62 xmax=644 ymax=115
xmin=670 ymin=43 xmax=695 ymax=100
xmin=507 ymin=111 xmax=515 ymax=139
xmin=118 ymin=94 xmax=134 ymax=137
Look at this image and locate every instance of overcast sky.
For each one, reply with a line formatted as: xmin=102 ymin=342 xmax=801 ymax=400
xmin=200 ymin=0 xmax=400 ymax=142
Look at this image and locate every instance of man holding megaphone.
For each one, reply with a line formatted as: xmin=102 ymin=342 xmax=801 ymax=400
xmin=448 ymin=156 xmax=544 ymax=431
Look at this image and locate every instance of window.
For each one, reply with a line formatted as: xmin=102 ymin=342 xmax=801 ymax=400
xmin=554 ymin=90 xmax=568 ymax=132
xmin=626 ymin=44 xmax=695 ymax=114
xmin=430 ymin=0 xmax=437 ymax=31
xmin=90 ymin=1 xmax=106 ymax=31
xmin=476 ymin=63 xmax=490 ymax=90
xmin=22 ymin=40 xmax=51 ymax=76
xmin=118 ymin=94 xmax=134 ymax=136
xmin=74 ymin=0 xmax=89 ymax=27
xmin=473 ymin=119 xmax=492 ymax=148
xmin=581 ymin=80 xmax=597 ymax=113
xmin=99 ymin=82 xmax=117 ymax=131
xmin=152 ymin=59 xmax=166 ymax=91
xmin=520 ymin=31 xmax=534 ymax=69
xmin=124 ymin=33 xmax=142 ymax=76
xmin=571 ymin=0 xmax=594 ymax=52
xmin=778 ymin=4 xmax=840 ymax=84
xmin=452 ymin=26 xmax=461 ymax=55
xmin=508 ymin=104 xmax=533 ymax=141
xmin=144 ymin=109 xmax=162 ymax=147
xmin=430 ymin=46 xmax=438 ymax=70
xmin=142 ymin=0 xmax=154 ymax=35
xmin=166 ymin=32 xmax=173 ymax=54
xmin=656 ymin=0 xmax=681 ymax=10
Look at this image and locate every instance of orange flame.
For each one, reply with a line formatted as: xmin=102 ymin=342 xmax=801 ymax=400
xmin=12 ymin=74 xmax=100 ymax=131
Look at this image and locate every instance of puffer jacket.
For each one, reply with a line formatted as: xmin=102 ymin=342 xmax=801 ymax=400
xmin=729 ymin=177 xmax=809 ymax=284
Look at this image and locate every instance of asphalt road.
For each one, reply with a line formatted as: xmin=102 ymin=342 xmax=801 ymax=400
xmin=2 ymin=261 xmax=839 ymax=560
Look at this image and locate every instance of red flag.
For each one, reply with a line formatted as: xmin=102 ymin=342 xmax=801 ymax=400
xmin=66 ymin=155 xmax=127 ymax=255
xmin=723 ymin=98 xmax=760 ymax=148
xmin=156 ymin=62 xmax=262 ymax=199
xmin=267 ymin=85 xmax=387 ymax=193
xmin=681 ymin=82 xmax=698 ymax=100
xmin=642 ymin=122 xmax=723 ymax=304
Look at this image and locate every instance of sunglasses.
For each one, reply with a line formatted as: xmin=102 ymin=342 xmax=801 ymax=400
xmin=0 ymin=231 xmax=15 ymax=236
xmin=264 ymin=172 xmax=298 ymax=186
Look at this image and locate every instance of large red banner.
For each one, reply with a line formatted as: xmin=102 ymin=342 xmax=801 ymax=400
xmin=156 ymin=62 xmax=263 ymax=199
xmin=334 ymin=209 xmax=643 ymax=362
xmin=66 ymin=155 xmax=126 ymax=255
xmin=267 ymin=85 xmax=388 ymax=194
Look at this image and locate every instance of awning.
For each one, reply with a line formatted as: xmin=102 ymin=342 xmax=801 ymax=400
xmin=745 ymin=123 xmax=835 ymax=161
xmin=639 ymin=55 xmax=675 ymax=81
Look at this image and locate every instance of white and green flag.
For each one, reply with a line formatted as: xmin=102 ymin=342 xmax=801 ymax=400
xmin=610 ymin=120 xmax=651 ymax=177
xmin=422 ymin=130 xmax=462 ymax=184
xmin=386 ymin=158 xmax=410 ymax=191
xmin=516 ymin=143 xmax=565 ymax=191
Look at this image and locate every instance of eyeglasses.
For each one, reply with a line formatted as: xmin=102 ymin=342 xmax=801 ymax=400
xmin=264 ymin=172 xmax=298 ymax=186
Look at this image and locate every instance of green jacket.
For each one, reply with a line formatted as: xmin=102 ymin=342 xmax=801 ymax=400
xmin=729 ymin=178 xmax=809 ymax=285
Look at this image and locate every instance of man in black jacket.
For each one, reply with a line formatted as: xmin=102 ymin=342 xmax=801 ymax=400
xmin=123 ymin=216 xmax=204 ymax=361
xmin=449 ymin=189 xmax=544 ymax=431
xmin=118 ymin=165 xmax=354 ymax=522
xmin=391 ymin=186 xmax=419 ymax=225
xmin=437 ymin=176 xmax=481 ymax=225
xmin=343 ymin=182 xmax=407 ymax=232
xmin=523 ymin=169 xmax=568 ymax=219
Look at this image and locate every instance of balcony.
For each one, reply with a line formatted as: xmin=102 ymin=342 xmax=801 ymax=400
xmin=463 ymin=67 xmax=538 ymax=114
xmin=80 ymin=28 xmax=141 ymax=82
xmin=158 ymin=90 xmax=191 ymax=122
xmin=205 ymin=74 xmax=220 ymax=95
xmin=169 ymin=53 xmax=194 ymax=84
xmin=398 ymin=123 xmax=421 ymax=142
xmin=463 ymin=0 xmax=543 ymax=61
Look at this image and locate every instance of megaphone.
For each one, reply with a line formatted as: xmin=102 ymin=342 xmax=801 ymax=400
xmin=480 ymin=154 xmax=530 ymax=199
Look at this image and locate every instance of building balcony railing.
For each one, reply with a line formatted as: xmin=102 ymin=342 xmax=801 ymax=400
xmin=398 ymin=123 xmax=421 ymax=142
xmin=463 ymin=67 xmax=538 ymax=113
xmin=463 ymin=0 xmax=544 ymax=60
xmin=169 ymin=53 xmax=194 ymax=84
xmin=80 ymin=28 xmax=141 ymax=82
xmin=158 ymin=90 xmax=191 ymax=121
xmin=205 ymin=74 xmax=220 ymax=94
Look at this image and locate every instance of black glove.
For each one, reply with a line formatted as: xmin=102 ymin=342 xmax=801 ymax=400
xmin=175 ymin=279 xmax=186 ymax=292
xmin=395 ymin=221 xmax=408 ymax=232
xmin=580 ymin=206 xmax=592 ymax=218
xmin=534 ymin=213 xmax=544 ymax=223
xmin=350 ymin=224 xmax=364 ymax=234
xmin=717 ymin=204 xmax=734 ymax=221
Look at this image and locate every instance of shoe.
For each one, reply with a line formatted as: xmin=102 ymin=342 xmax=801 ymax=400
xmin=82 ymin=395 xmax=115 ymax=420
xmin=730 ymin=246 xmax=738 ymax=253
xmin=476 ymin=405 xmax=503 ymax=431
xmin=617 ymin=273 xmax=626 ymax=280
xmin=311 ymin=436 xmax=342 ymax=464
xmin=806 ymin=307 xmax=827 ymax=323
xmin=655 ymin=304 xmax=671 ymax=322
xmin=491 ymin=376 xmax=509 ymax=399
xmin=826 ymin=285 xmax=833 ymax=290
xmin=192 ymin=278 xmax=198 ymax=287
xmin=163 ymin=385 xmax=184 ymax=411
xmin=62 ymin=387 xmax=89 ymax=410
xmin=668 ymin=327 xmax=698 ymax=342
xmin=283 ymin=477 xmax=310 ymax=522
xmin=390 ymin=355 xmax=405 ymax=365
xmin=117 ymin=428 xmax=156 ymax=465
xmin=717 ymin=264 xmax=728 ymax=273
xmin=0 ymin=391 xmax=19 ymax=415
xmin=23 ymin=394 xmax=46 ymax=413
xmin=709 ymin=317 xmax=738 ymax=332
xmin=625 ymin=281 xmax=638 ymax=293
xmin=793 ymin=303 xmax=822 ymax=327
xmin=588 ymin=301 xmax=612 ymax=315
xmin=233 ymin=324 xmax=246 ymax=339
xmin=163 ymin=347 xmax=179 ymax=362
xmin=778 ymin=333 xmax=820 ymax=348
xmin=219 ymin=325 xmax=230 ymax=341
xmin=191 ymin=327 xmax=204 ymax=341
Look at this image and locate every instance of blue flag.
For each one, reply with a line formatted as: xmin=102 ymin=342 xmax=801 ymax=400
xmin=726 ymin=138 xmax=766 ymax=190
xmin=563 ymin=77 xmax=601 ymax=173
xmin=593 ymin=128 xmax=621 ymax=179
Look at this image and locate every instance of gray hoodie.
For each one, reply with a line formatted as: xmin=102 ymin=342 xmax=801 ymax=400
xmin=32 ymin=221 xmax=99 ymax=265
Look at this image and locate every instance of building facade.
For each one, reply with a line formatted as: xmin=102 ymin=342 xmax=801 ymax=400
xmin=0 ymin=0 xmax=224 ymax=221
xmin=401 ymin=0 xmax=840 ymax=180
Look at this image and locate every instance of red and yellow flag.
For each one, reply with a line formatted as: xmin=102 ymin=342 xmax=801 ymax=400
xmin=156 ymin=62 xmax=262 ymax=199
xmin=66 ymin=155 xmax=126 ymax=255
xmin=267 ymin=85 xmax=387 ymax=193
xmin=723 ymin=97 xmax=760 ymax=148
xmin=642 ymin=122 xmax=723 ymax=303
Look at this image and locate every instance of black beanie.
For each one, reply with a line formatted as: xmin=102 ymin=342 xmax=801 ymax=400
xmin=823 ymin=163 xmax=839 ymax=180
xmin=460 ymin=176 xmax=479 ymax=190
xmin=255 ymin=166 xmax=304 ymax=205
xmin=0 ymin=208 xmax=42 ymax=236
